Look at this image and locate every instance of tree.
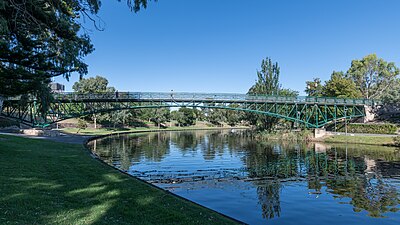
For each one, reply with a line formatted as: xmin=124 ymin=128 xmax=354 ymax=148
xmin=76 ymin=118 xmax=87 ymax=133
xmin=72 ymin=75 xmax=115 ymax=128
xmin=174 ymin=107 xmax=196 ymax=127
xmin=225 ymin=104 xmax=243 ymax=127
xmin=279 ymin=88 xmax=299 ymax=97
xmin=72 ymin=76 xmax=115 ymax=94
xmin=305 ymin=78 xmax=323 ymax=97
xmin=247 ymin=57 xmax=297 ymax=130
xmin=0 ymin=0 xmax=149 ymax=97
xmin=207 ymin=107 xmax=226 ymax=126
xmin=249 ymin=58 xmax=280 ymax=95
xmin=380 ymin=78 xmax=400 ymax=105
xmin=151 ymin=108 xmax=170 ymax=128
xmin=323 ymin=71 xmax=362 ymax=98
xmin=346 ymin=54 xmax=400 ymax=99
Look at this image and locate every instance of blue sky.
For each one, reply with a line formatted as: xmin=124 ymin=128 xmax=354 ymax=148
xmin=56 ymin=0 xmax=400 ymax=95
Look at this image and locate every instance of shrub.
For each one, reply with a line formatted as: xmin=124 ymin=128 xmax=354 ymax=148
xmin=334 ymin=123 xmax=398 ymax=134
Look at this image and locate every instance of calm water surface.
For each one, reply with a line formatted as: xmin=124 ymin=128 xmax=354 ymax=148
xmin=88 ymin=130 xmax=400 ymax=224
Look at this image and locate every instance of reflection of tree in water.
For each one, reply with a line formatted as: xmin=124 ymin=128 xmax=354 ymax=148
xmin=242 ymin=142 xmax=400 ymax=219
xmin=305 ymin=147 xmax=399 ymax=217
xmin=169 ymin=132 xmax=199 ymax=153
xmin=256 ymin=181 xmax=281 ymax=219
xmin=91 ymin=131 xmax=400 ymax=219
xmin=92 ymin=132 xmax=171 ymax=170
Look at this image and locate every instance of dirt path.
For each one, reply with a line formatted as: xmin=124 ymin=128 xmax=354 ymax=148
xmin=0 ymin=132 xmax=92 ymax=144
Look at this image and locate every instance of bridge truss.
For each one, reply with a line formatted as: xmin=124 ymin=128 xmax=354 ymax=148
xmin=1 ymin=92 xmax=376 ymax=128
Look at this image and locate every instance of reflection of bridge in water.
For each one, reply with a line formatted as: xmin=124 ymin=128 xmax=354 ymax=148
xmin=1 ymin=92 xmax=378 ymax=127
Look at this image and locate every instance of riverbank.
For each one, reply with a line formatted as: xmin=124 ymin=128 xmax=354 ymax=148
xmin=60 ymin=126 xmax=248 ymax=136
xmin=0 ymin=134 xmax=239 ymax=224
xmin=321 ymin=134 xmax=398 ymax=146
xmin=253 ymin=129 xmax=399 ymax=147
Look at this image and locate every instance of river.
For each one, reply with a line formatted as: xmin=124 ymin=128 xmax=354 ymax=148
xmin=88 ymin=130 xmax=400 ymax=224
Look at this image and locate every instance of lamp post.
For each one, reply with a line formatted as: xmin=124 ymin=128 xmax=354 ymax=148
xmin=344 ymin=108 xmax=348 ymax=136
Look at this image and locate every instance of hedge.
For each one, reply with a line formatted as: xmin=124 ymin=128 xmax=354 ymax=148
xmin=334 ymin=123 xmax=398 ymax=134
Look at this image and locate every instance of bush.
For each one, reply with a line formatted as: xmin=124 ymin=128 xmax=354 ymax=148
xmin=0 ymin=117 xmax=19 ymax=128
xmin=334 ymin=123 xmax=398 ymax=134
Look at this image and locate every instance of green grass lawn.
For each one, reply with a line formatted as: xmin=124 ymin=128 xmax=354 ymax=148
xmin=0 ymin=135 xmax=238 ymax=225
xmin=323 ymin=135 xmax=395 ymax=146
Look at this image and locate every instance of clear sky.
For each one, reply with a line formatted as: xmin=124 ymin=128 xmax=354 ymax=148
xmin=55 ymin=0 xmax=400 ymax=95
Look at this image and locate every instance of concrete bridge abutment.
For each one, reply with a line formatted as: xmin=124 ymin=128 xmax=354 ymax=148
xmin=314 ymin=128 xmax=327 ymax=139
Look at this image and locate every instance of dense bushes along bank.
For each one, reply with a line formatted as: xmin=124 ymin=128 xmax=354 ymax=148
xmin=253 ymin=129 xmax=314 ymax=142
xmin=330 ymin=123 xmax=398 ymax=134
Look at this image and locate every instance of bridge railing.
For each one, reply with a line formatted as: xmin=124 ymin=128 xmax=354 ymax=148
xmin=5 ymin=92 xmax=379 ymax=106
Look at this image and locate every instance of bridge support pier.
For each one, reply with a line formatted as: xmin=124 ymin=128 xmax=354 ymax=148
xmin=363 ymin=105 xmax=375 ymax=123
xmin=314 ymin=128 xmax=327 ymax=139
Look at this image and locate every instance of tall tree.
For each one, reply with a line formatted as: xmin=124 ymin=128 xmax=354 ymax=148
xmin=249 ymin=58 xmax=280 ymax=95
xmin=72 ymin=75 xmax=115 ymax=128
xmin=0 ymin=0 xmax=149 ymax=97
xmin=346 ymin=54 xmax=399 ymax=99
xmin=247 ymin=57 xmax=297 ymax=130
xmin=323 ymin=71 xmax=362 ymax=98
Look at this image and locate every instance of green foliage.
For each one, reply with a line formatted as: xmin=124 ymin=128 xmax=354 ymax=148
xmin=247 ymin=57 xmax=298 ymax=131
xmin=323 ymin=71 xmax=362 ymax=98
xmin=249 ymin=58 xmax=280 ymax=95
xmin=151 ymin=108 xmax=171 ymax=127
xmin=72 ymin=76 xmax=115 ymax=93
xmin=335 ymin=123 xmax=398 ymax=135
xmin=207 ymin=107 xmax=226 ymax=126
xmin=305 ymin=78 xmax=323 ymax=97
xmin=279 ymin=88 xmax=299 ymax=97
xmin=380 ymin=78 xmax=400 ymax=105
xmin=346 ymin=54 xmax=400 ymax=99
xmin=76 ymin=118 xmax=87 ymax=133
xmin=0 ymin=0 xmax=149 ymax=97
xmin=305 ymin=55 xmax=400 ymax=101
xmin=225 ymin=104 xmax=244 ymax=126
xmin=256 ymin=129 xmax=313 ymax=142
xmin=173 ymin=108 xmax=196 ymax=127
xmin=0 ymin=117 xmax=19 ymax=128
xmin=72 ymin=75 xmax=116 ymax=128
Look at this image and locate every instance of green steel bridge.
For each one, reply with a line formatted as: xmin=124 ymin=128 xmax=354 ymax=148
xmin=0 ymin=92 xmax=378 ymax=128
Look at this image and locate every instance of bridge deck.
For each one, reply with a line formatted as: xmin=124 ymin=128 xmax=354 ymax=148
xmin=6 ymin=92 xmax=377 ymax=106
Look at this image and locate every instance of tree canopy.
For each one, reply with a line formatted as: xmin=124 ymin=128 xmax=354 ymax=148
xmin=72 ymin=75 xmax=115 ymax=93
xmin=0 ymin=0 xmax=149 ymax=97
xmin=305 ymin=78 xmax=323 ymax=97
xmin=346 ymin=54 xmax=399 ymax=99
xmin=305 ymin=54 xmax=399 ymax=100
xmin=323 ymin=71 xmax=362 ymax=98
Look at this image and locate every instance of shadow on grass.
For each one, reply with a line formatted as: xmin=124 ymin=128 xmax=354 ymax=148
xmin=0 ymin=135 xmax=237 ymax=225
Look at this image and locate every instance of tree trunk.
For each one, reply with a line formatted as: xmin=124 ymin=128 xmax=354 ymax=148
xmin=0 ymin=96 xmax=3 ymax=113
xmin=93 ymin=114 xmax=97 ymax=129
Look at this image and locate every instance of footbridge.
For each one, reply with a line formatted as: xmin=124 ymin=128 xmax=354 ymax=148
xmin=1 ymin=92 xmax=378 ymax=128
